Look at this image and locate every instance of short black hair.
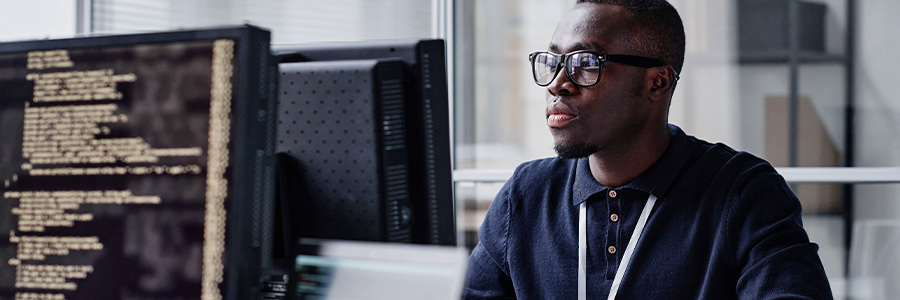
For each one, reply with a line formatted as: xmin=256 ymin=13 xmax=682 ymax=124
xmin=576 ymin=0 xmax=686 ymax=74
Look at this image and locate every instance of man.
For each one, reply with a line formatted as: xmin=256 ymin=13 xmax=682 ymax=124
xmin=464 ymin=0 xmax=833 ymax=299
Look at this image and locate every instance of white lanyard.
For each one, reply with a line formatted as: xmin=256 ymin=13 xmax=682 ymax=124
xmin=577 ymin=194 xmax=657 ymax=300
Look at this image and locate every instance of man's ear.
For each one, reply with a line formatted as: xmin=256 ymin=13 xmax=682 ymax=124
xmin=647 ymin=67 xmax=677 ymax=101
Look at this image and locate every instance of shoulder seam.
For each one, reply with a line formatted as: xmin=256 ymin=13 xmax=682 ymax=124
xmin=722 ymin=152 xmax=773 ymax=267
xmin=501 ymin=165 xmax=518 ymax=273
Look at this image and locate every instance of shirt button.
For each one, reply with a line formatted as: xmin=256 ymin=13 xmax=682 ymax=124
xmin=608 ymin=246 xmax=617 ymax=254
xmin=608 ymin=190 xmax=617 ymax=198
xmin=610 ymin=213 xmax=619 ymax=222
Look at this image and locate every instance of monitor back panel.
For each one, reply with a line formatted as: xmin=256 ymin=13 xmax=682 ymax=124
xmin=277 ymin=59 xmax=412 ymax=245
xmin=274 ymin=40 xmax=455 ymax=245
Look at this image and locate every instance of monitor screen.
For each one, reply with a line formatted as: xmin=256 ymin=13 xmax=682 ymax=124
xmin=0 ymin=26 xmax=277 ymax=300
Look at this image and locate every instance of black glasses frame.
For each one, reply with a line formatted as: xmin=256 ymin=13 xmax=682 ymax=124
xmin=528 ymin=50 xmax=678 ymax=87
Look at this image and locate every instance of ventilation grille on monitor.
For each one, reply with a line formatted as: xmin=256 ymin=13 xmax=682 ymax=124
xmin=380 ymin=78 xmax=411 ymax=241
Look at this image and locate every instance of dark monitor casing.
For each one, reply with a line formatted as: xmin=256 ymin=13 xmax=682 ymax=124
xmin=273 ymin=40 xmax=456 ymax=247
xmin=277 ymin=59 xmax=413 ymax=245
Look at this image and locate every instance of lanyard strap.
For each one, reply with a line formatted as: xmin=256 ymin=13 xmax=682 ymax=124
xmin=577 ymin=194 xmax=657 ymax=300
xmin=578 ymin=201 xmax=588 ymax=300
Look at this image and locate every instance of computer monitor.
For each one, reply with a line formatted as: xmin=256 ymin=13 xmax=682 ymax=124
xmin=276 ymin=58 xmax=413 ymax=247
xmin=0 ymin=25 xmax=277 ymax=299
xmin=273 ymin=40 xmax=455 ymax=248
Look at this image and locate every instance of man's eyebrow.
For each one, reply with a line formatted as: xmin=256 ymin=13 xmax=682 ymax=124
xmin=548 ymin=43 xmax=561 ymax=53
xmin=547 ymin=41 xmax=606 ymax=53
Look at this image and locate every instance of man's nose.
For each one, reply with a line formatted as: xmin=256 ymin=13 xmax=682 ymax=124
xmin=547 ymin=69 xmax=577 ymax=96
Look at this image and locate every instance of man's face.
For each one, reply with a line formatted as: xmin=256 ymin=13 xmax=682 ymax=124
xmin=545 ymin=4 xmax=653 ymax=158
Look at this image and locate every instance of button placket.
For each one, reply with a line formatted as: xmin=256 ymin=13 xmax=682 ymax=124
xmin=605 ymin=190 xmax=620 ymax=279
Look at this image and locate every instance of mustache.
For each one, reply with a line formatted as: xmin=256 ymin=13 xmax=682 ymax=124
xmin=546 ymin=97 xmax=576 ymax=116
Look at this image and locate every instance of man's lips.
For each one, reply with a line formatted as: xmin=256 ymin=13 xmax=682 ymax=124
xmin=547 ymin=113 xmax=576 ymax=127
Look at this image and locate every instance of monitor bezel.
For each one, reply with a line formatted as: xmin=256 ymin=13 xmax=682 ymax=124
xmin=0 ymin=25 xmax=276 ymax=300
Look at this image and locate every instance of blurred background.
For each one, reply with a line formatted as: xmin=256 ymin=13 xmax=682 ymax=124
xmin=2 ymin=0 xmax=898 ymax=298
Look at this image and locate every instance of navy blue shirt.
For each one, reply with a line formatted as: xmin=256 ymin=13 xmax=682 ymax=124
xmin=464 ymin=125 xmax=832 ymax=299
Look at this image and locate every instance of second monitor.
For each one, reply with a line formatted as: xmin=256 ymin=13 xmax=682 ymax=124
xmin=274 ymin=40 xmax=455 ymax=247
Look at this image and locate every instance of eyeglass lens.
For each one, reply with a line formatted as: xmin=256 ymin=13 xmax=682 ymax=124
xmin=532 ymin=52 xmax=602 ymax=86
xmin=532 ymin=53 xmax=559 ymax=85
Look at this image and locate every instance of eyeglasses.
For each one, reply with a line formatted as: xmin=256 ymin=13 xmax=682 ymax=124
xmin=528 ymin=50 xmax=678 ymax=87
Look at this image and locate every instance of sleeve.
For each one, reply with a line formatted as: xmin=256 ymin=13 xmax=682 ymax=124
xmin=728 ymin=166 xmax=834 ymax=300
xmin=463 ymin=177 xmax=516 ymax=299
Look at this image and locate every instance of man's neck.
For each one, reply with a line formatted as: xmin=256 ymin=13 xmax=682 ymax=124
xmin=588 ymin=125 xmax=672 ymax=188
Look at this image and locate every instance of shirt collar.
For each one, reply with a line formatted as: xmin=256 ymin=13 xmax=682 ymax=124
xmin=571 ymin=124 xmax=692 ymax=206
